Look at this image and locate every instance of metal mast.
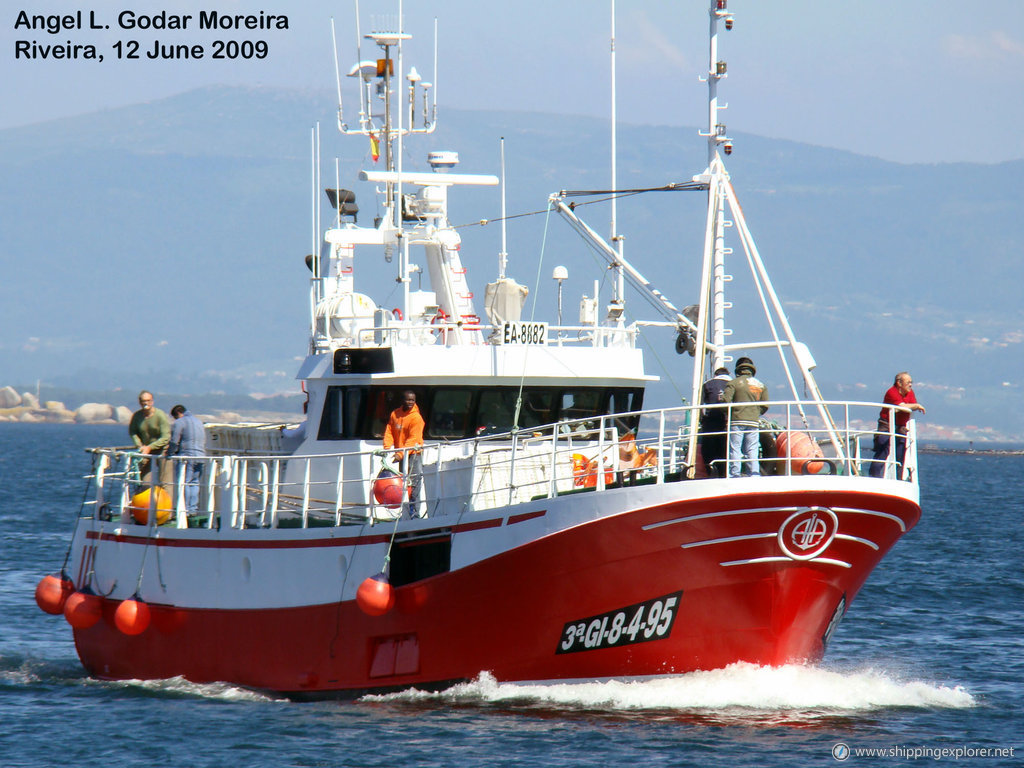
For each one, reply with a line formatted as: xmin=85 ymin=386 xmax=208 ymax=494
xmin=705 ymin=0 xmax=733 ymax=373
xmin=610 ymin=0 xmax=625 ymax=315
xmin=688 ymin=0 xmax=735 ymax=438
xmin=687 ymin=0 xmax=848 ymax=468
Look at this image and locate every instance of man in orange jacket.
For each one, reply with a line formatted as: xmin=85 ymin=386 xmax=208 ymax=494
xmin=383 ymin=390 xmax=425 ymax=507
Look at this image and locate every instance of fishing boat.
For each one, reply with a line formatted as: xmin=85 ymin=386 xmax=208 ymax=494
xmin=36 ymin=1 xmax=921 ymax=698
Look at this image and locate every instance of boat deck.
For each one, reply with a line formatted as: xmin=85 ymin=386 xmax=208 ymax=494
xmin=81 ymin=399 xmax=919 ymax=532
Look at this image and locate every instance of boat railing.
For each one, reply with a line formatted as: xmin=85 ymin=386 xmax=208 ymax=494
xmin=694 ymin=400 xmax=918 ymax=482
xmin=317 ymin=320 xmax=640 ymax=351
xmin=78 ymin=400 xmax=917 ymax=530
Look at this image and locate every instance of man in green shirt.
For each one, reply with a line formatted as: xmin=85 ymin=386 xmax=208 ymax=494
xmin=129 ymin=390 xmax=170 ymax=482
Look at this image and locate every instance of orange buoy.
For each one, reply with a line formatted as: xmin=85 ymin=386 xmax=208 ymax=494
xmin=129 ymin=486 xmax=173 ymax=525
xmin=35 ymin=573 xmax=74 ymax=615
xmin=114 ymin=598 xmax=151 ymax=636
xmin=571 ymin=453 xmax=614 ymax=488
xmin=63 ymin=590 xmax=103 ymax=629
xmin=356 ymin=572 xmax=395 ymax=616
xmin=776 ymin=431 xmax=826 ymax=475
xmin=571 ymin=453 xmax=590 ymax=487
xmin=373 ymin=472 xmax=405 ymax=509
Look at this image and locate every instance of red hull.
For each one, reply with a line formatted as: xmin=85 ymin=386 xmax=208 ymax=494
xmin=72 ymin=489 xmax=918 ymax=697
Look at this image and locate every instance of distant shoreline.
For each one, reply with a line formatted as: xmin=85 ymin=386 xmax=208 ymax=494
xmin=0 ymin=411 xmax=297 ymax=426
xmin=919 ymin=447 xmax=1024 ymax=457
xmin=2 ymin=419 xmax=1021 ymax=457
xmin=0 ymin=383 xmax=300 ymax=426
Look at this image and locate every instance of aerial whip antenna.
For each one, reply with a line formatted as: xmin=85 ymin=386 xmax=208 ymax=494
xmin=355 ymin=0 xmax=367 ymax=124
xmin=498 ymin=137 xmax=508 ymax=280
xmin=331 ymin=19 xmax=346 ymax=130
xmin=432 ymin=18 xmax=439 ymax=124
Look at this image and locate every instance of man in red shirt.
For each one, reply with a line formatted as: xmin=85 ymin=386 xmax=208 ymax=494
xmin=869 ymin=372 xmax=925 ymax=478
xmin=383 ymin=390 xmax=425 ymax=508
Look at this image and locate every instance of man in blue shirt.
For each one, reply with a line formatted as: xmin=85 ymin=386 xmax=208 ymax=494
xmin=168 ymin=404 xmax=206 ymax=513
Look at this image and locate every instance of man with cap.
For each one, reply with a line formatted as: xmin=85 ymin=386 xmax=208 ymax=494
xmin=722 ymin=357 xmax=769 ymax=477
xmin=700 ymin=366 xmax=732 ymax=477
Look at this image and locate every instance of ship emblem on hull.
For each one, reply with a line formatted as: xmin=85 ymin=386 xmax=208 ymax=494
xmin=778 ymin=507 xmax=838 ymax=561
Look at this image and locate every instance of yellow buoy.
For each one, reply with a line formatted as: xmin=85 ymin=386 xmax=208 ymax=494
xmin=129 ymin=486 xmax=173 ymax=525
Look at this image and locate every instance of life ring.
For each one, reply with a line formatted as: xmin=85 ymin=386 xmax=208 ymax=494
xmin=431 ymin=310 xmax=450 ymax=342
xmin=392 ymin=307 xmax=403 ymax=321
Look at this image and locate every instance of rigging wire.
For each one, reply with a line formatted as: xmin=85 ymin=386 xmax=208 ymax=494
xmin=452 ymin=181 xmax=704 ymax=231
xmin=454 ymin=205 xmax=550 ymax=231
xmin=329 ymin=523 xmax=364 ymax=658
xmin=58 ymin=450 xmax=100 ymax=578
xmin=511 ymin=203 xmax=555 ymax=431
xmin=560 ymin=181 xmax=707 ymax=196
xmin=633 ymin=320 xmax=690 ymax=407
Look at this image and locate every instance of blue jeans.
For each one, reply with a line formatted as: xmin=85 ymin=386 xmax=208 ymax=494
xmin=401 ymin=452 xmax=423 ymax=507
xmin=183 ymin=459 xmax=204 ymax=512
xmin=870 ymin=422 xmax=906 ymax=478
xmin=728 ymin=424 xmax=760 ymax=477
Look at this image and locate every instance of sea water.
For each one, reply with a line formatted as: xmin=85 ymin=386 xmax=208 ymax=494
xmin=1 ymin=423 xmax=1020 ymax=767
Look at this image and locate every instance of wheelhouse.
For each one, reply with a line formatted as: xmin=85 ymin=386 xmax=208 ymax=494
xmin=317 ymin=384 xmax=645 ymax=441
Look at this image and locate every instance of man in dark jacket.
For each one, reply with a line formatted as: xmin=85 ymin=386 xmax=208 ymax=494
xmin=722 ymin=357 xmax=769 ymax=477
xmin=700 ymin=367 xmax=732 ymax=477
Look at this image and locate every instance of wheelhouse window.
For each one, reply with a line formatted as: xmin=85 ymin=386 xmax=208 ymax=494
xmin=317 ymin=386 xmax=367 ymax=440
xmin=429 ymin=388 xmax=475 ymax=439
xmin=316 ymin=383 xmax=643 ymax=441
xmin=559 ymin=389 xmax=604 ymax=422
xmin=608 ymin=388 xmax=643 ymax=435
xmin=369 ymin=387 xmax=426 ymax=439
xmin=518 ymin=389 xmax=557 ymax=429
xmin=475 ymin=389 xmax=519 ymax=436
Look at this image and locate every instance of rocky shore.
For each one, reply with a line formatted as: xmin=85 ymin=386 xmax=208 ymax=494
xmin=0 ymin=386 xmax=132 ymax=425
xmin=0 ymin=385 xmax=300 ymax=426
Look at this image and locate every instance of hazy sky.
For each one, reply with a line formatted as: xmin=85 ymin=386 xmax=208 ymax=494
xmin=5 ymin=0 xmax=1024 ymax=163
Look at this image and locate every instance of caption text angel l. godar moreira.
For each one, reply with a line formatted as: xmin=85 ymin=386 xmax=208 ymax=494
xmin=13 ymin=10 xmax=290 ymax=61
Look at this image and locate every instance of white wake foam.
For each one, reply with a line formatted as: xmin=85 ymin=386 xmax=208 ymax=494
xmin=364 ymin=664 xmax=976 ymax=716
xmin=97 ymin=675 xmax=280 ymax=702
xmin=0 ymin=666 xmax=40 ymax=686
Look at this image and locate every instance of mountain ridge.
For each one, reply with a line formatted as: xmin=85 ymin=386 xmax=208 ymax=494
xmin=2 ymin=86 xmax=1021 ymax=436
